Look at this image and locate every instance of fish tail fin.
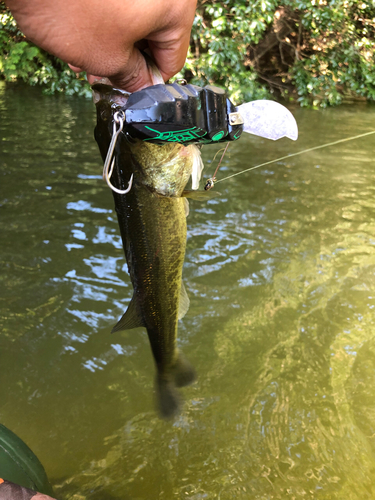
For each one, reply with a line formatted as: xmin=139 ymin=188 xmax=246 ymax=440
xmin=155 ymin=355 xmax=196 ymax=419
xmin=174 ymin=354 xmax=197 ymax=388
xmin=155 ymin=376 xmax=181 ymax=419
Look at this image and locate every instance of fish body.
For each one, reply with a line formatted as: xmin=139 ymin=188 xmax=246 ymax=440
xmin=93 ymin=84 xmax=198 ymax=418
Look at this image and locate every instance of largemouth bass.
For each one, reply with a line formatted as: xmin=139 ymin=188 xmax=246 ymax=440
xmin=93 ymin=78 xmax=203 ymax=418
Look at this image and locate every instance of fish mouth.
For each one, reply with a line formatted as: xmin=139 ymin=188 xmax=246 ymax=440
xmin=92 ymin=78 xmax=131 ymax=106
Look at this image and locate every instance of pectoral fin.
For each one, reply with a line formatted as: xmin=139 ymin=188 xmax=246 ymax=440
xmin=182 ymin=190 xmax=221 ymax=200
xmin=111 ymin=295 xmax=145 ymax=333
xmin=183 ymin=197 xmax=189 ymax=217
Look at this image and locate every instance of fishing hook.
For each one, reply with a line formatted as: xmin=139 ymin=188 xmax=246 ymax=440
xmin=103 ymin=110 xmax=133 ymax=194
xmin=204 ymin=177 xmax=216 ymax=190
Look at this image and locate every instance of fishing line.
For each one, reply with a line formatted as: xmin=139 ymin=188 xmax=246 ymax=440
xmin=205 ymin=142 xmax=230 ymax=190
xmin=214 ymin=129 xmax=375 ymax=185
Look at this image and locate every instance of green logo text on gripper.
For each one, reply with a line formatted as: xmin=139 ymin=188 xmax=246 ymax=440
xmin=144 ymin=126 xmax=207 ymax=143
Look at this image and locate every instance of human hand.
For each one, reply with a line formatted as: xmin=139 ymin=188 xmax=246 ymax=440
xmin=5 ymin=0 xmax=197 ymax=92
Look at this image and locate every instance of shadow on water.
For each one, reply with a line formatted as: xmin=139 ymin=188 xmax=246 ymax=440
xmin=1 ymin=81 xmax=375 ymax=498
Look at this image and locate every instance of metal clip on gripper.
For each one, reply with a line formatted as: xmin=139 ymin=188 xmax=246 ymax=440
xmin=102 ymin=111 xmax=133 ymax=194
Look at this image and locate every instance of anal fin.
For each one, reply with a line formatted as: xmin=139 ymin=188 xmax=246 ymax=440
xmin=178 ymin=281 xmax=190 ymax=320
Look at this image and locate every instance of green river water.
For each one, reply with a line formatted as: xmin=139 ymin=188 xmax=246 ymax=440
xmin=1 ymin=81 xmax=375 ymax=500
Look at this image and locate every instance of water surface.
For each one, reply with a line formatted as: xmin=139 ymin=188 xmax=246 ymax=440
xmin=1 ymin=82 xmax=375 ymax=499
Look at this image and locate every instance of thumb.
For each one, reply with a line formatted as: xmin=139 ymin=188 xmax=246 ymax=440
xmin=107 ymin=47 xmax=156 ymax=92
xmin=148 ymin=31 xmax=190 ymax=83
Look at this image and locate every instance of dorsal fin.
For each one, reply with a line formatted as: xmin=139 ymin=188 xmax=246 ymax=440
xmin=111 ymin=295 xmax=145 ymax=333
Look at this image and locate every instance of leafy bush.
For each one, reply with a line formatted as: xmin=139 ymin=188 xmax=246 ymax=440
xmin=1 ymin=1 xmax=374 ymax=106
xmin=0 ymin=4 xmax=91 ymax=97
xmin=183 ymin=0 xmax=375 ymax=106
xmin=285 ymin=0 xmax=375 ymax=106
xmin=182 ymin=0 xmax=278 ymax=103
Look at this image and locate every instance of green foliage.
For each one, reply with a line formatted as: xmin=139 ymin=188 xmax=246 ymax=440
xmin=1 ymin=1 xmax=374 ymax=106
xmin=285 ymin=0 xmax=375 ymax=107
xmin=182 ymin=0 xmax=375 ymax=106
xmin=184 ymin=0 xmax=279 ymax=104
xmin=0 ymin=4 xmax=91 ymax=97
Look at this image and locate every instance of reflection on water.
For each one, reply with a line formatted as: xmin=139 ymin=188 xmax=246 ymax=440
xmin=1 ymin=81 xmax=375 ymax=499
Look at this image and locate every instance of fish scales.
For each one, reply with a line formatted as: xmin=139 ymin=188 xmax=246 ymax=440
xmin=94 ymin=86 xmax=197 ymax=418
xmin=115 ymin=183 xmax=187 ymax=368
